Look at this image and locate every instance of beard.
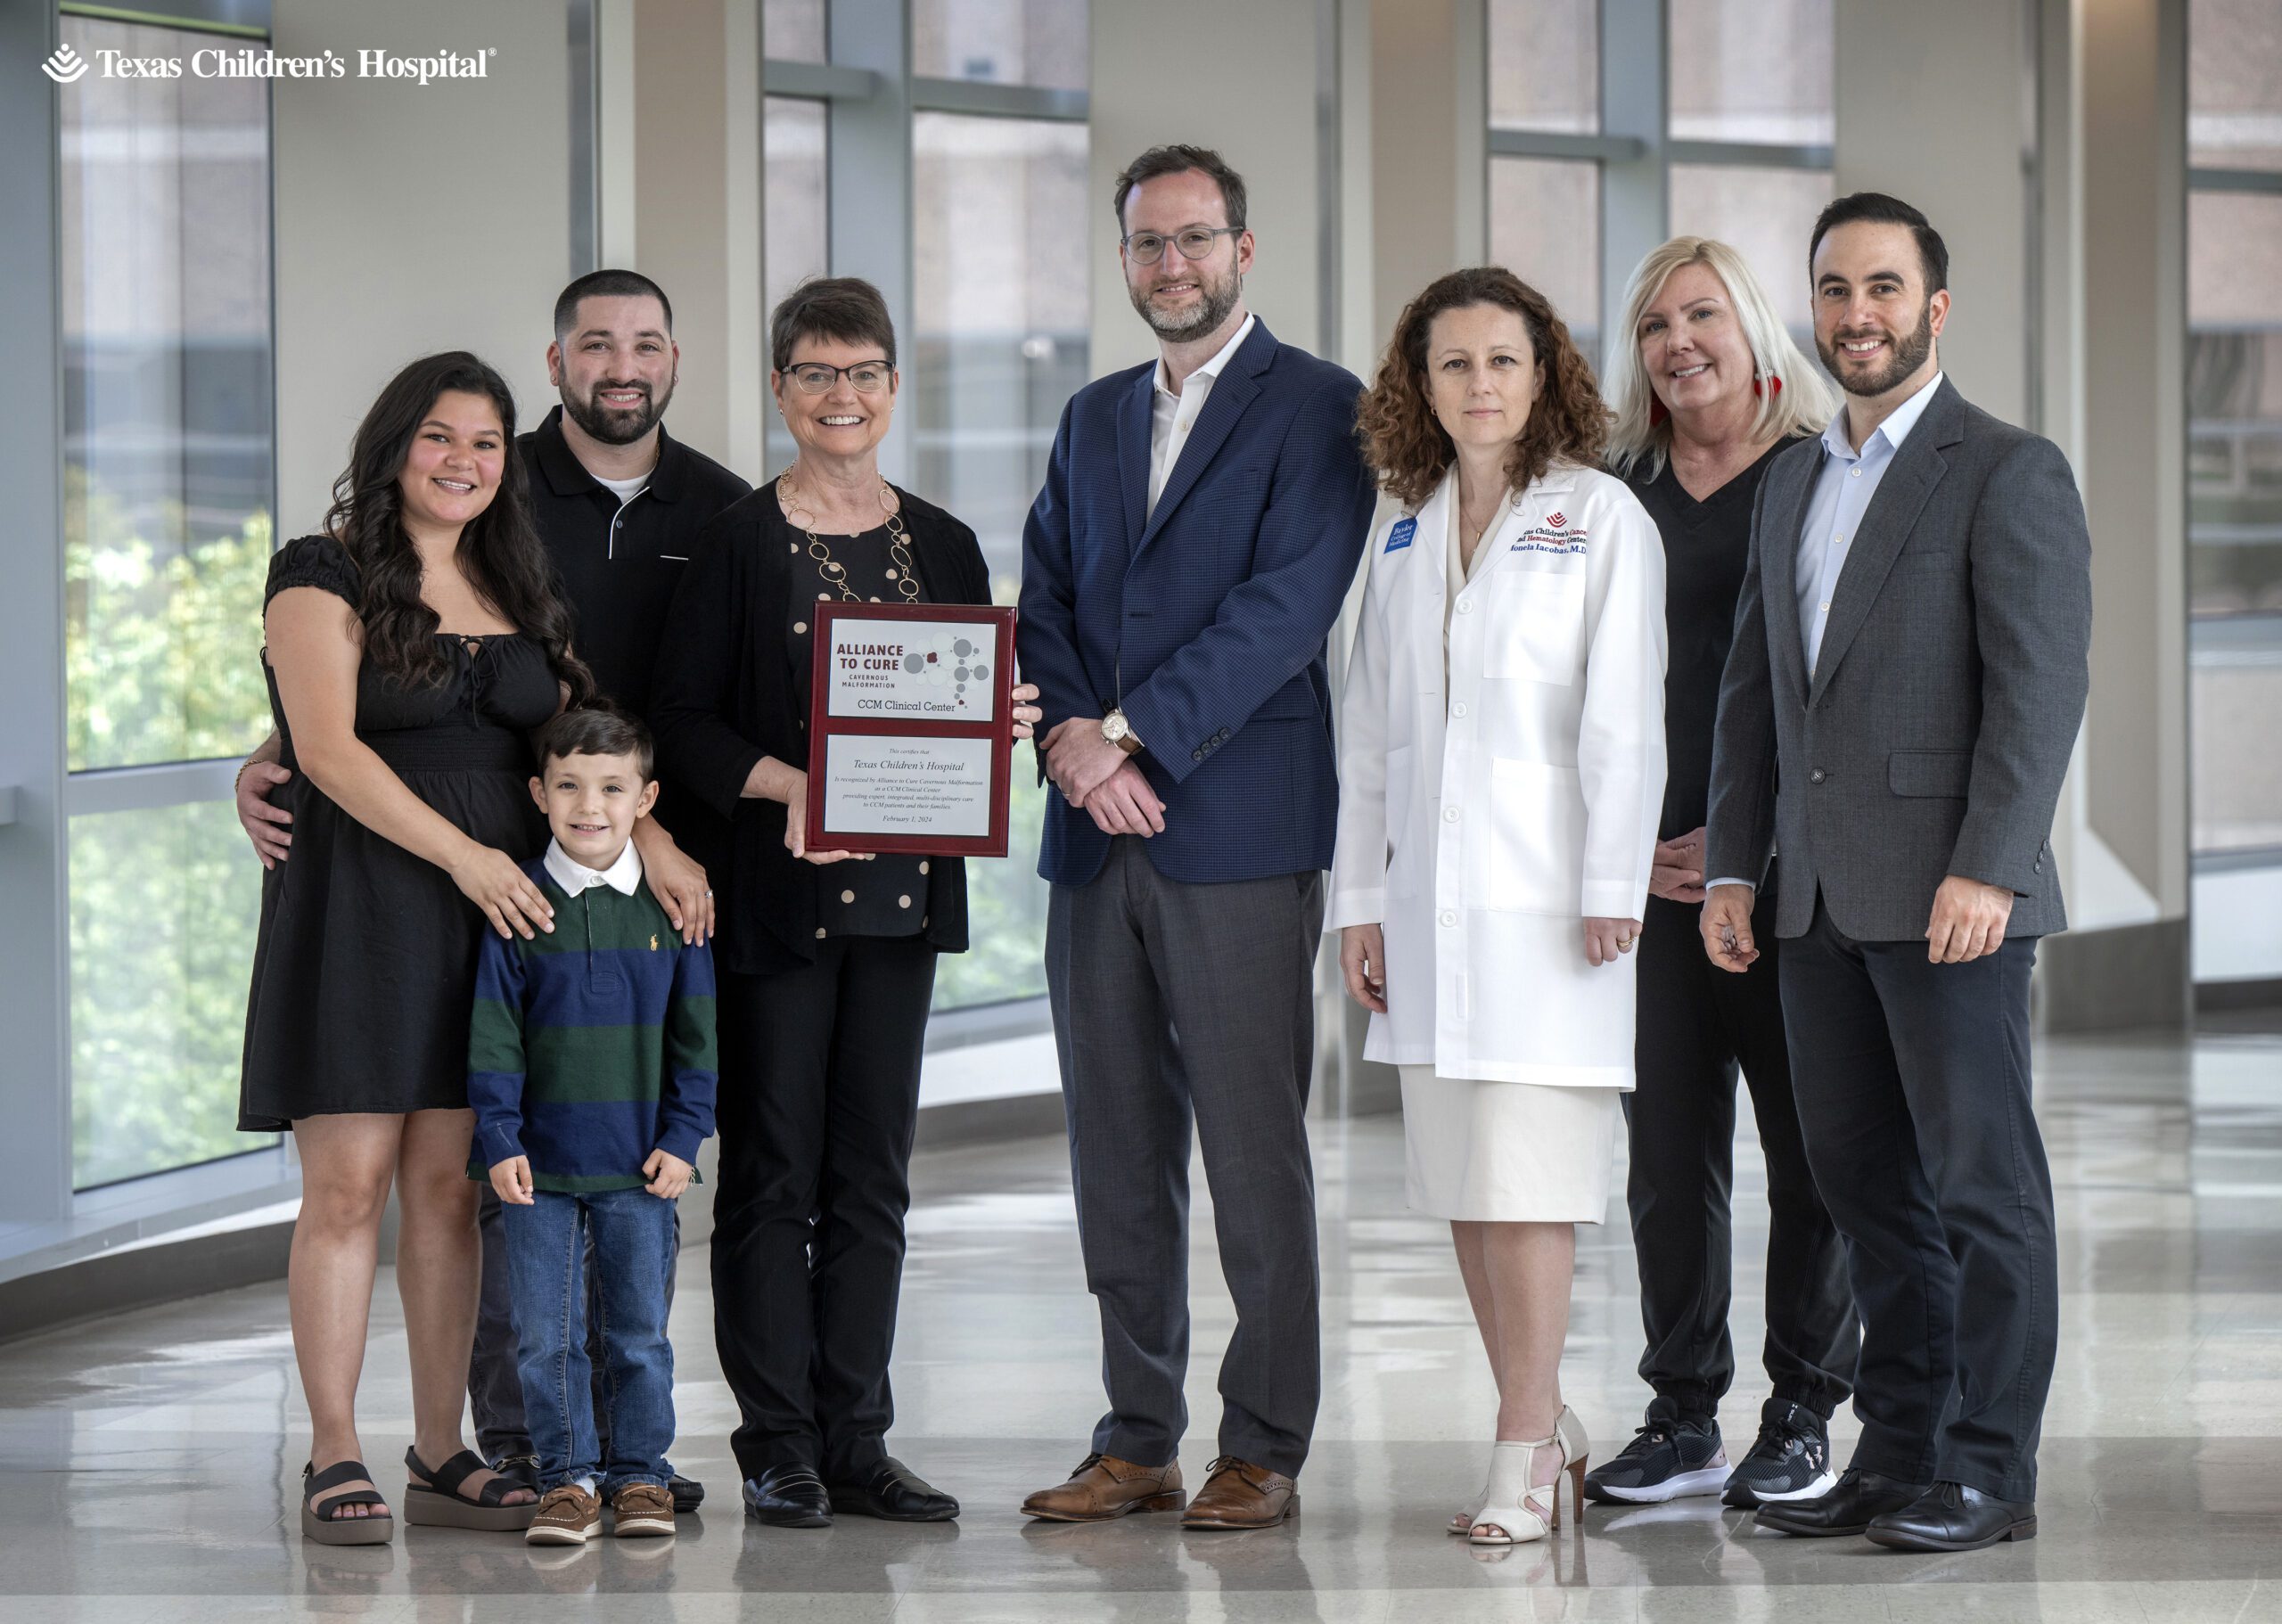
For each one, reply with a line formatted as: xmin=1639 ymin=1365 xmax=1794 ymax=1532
xmin=561 ymin=373 xmax=674 ymax=445
xmin=1818 ymin=299 xmax=1934 ymax=398
xmin=1128 ymin=259 xmax=1244 ymax=343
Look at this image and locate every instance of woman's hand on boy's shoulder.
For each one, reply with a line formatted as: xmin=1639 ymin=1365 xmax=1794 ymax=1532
xmin=638 ymin=824 xmax=714 ymax=944
xmin=643 ymin=1148 xmax=694 ymax=1200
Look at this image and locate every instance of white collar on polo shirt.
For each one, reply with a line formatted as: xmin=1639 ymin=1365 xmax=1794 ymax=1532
xmin=544 ymin=836 xmax=644 ymax=897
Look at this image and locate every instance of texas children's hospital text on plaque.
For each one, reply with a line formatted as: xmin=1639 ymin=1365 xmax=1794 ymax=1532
xmin=804 ymin=602 xmax=1017 ymax=857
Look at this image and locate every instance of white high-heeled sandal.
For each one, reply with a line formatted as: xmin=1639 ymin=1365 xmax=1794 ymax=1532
xmin=1467 ymin=1407 xmax=1588 ymax=1546
xmin=1447 ymin=1483 xmax=1486 ymax=1536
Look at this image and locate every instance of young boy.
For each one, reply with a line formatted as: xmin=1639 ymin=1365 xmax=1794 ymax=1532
xmin=470 ymin=705 xmax=718 ymax=1546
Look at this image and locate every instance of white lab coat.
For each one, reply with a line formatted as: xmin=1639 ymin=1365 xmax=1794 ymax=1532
xmin=1327 ymin=463 xmax=1669 ymax=1087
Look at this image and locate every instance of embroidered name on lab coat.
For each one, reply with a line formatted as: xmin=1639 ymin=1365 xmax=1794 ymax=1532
xmin=1384 ymin=516 xmax=1416 ymax=553
xmin=1511 ymin=523 xmax=1586 ymax=556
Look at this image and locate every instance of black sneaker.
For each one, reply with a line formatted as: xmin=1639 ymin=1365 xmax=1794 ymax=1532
xmin=1721 ymin=1398 xmax=1837 ymax=1507
xmin=1581 ymin=1400 xmax=1728 ymax=1504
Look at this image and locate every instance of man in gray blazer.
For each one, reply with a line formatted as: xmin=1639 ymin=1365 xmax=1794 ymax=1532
xmin=1702 ymin=193 xmax=2091 ymax=1554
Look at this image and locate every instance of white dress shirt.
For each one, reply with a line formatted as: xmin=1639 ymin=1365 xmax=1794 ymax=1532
xmin=1147 ymin=313 xmax=1257 ymax=517
xmin=1711 ymin=369 xmax=1945 ymax=895
xmin=543 ymin=836 xmax=644 ymax=897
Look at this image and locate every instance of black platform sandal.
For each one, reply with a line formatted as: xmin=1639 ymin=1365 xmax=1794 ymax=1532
xmin=301 ymin=1459 xmax=394 ymax=1546
xmin=402 ymin=1446 xmax=538 ymax=1531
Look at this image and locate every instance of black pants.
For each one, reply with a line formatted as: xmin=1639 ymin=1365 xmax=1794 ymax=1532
xmin=1779 ymin=894 xmax=2056 ymax=1502
xmin=471 ymin=1185 xmax=680 ymax=1460
xmin=711 ymin=935 xmax=936 ymax=1483
xmin=1625 ymin=889 xmax=1856 ymax=1424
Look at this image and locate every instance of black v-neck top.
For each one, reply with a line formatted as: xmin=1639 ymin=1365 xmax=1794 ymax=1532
xmin=1623 ymin=436 xmax=1804 ymax=841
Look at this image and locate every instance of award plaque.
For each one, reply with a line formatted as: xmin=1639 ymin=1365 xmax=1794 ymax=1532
xmin=803 ymin=601 xmax=1018 ymax=857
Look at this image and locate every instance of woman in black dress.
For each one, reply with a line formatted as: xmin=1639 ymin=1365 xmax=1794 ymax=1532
xmin=650 ymin=278 xmax=1041 ymax=1528
xmin=242 ymin=352 xmax=586 ymax=1542
xmin=1583 ymin=239 xmax=1861 ymax=1510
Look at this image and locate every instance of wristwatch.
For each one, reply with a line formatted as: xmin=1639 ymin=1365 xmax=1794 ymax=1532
xmin=1101 ymin=708 xmax=1144 ymax=756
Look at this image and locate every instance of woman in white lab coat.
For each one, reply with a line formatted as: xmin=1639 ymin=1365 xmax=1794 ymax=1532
xmin=1333 ymin=266 xmax=1667 ymax=1546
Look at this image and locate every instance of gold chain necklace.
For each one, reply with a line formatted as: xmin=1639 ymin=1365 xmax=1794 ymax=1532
xmin=780 ymin=466 xmax=918 ymax=603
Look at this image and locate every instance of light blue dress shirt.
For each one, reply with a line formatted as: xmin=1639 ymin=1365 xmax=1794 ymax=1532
xmin=1794 ymin=371 xmax=1945 ymax=678
xmin=1707 ymin=371 xmax=1944 ymax=894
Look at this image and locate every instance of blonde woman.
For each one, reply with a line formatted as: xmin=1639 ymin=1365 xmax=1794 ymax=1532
xmin=1580 ymin=237 xmax=1856 ymax=1511
xmin=1332 ymin=267 xmax=1667 ymax=1546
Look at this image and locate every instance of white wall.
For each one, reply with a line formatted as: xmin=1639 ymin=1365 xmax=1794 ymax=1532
xmin=1088 ymin=0 xmax=1332 ymax=380
xmin=272 ymin=0 xmax=574 ymax=534
xmin=1833 ymin=0 xmax=2032 ymax=423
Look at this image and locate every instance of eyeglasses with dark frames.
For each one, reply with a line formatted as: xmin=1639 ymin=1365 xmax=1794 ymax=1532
xmin=1120 ymin=226 xmax=1244 ymax=267
xmin=782 ymin=360 xmax=894 ymax=394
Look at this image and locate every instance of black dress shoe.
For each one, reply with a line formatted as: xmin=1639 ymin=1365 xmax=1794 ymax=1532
xmin=669 ymin=1473 xmax=704 ymax=1513
xmin=1866 ymin=1480 xmax=2037 ymax=1552
xmin=743 ymin=1464 xmax=833 ymax=1528
xmin=1753 ymin=1467 xmax=1930 ymax=1537
xmin=826 ymin=1456 xmax=960 ymax=1522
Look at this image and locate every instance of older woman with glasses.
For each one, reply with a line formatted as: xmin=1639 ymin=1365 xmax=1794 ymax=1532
xmin=650 ymin=276 xmax=1043 ymax=1530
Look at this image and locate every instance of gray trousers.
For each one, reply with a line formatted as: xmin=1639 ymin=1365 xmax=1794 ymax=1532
xmin=1045 ymin=836 xmax=1326 ymax=1479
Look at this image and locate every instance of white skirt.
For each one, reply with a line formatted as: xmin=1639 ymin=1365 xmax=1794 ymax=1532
xmin=1398 ymin=1065 xmax=1621 ymax=1223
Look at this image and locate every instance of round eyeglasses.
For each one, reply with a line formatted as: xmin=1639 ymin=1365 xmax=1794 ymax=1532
xmin=784 ymin=360 xmax=893 ymax=394
xmin=1120 ymin=226 xmax=1243 ymax=267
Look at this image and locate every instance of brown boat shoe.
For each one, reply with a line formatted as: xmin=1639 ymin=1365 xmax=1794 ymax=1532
xmin=1180 ymin=1456 xmax=1299 ymax=1530
xmin=611 ymin=1481 xmax=676 ymax=1538
xmin=1021 ymin=1452 xmax=1186 ymax=1522
xmin=525 ymin=1482 xmax=602 ymax=1546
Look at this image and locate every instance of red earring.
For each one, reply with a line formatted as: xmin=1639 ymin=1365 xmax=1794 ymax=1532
xmin=1753 ymin=373 xmax=1782 ymax=399
xmin=1649 ymin=396 xmax=1670 ymax=427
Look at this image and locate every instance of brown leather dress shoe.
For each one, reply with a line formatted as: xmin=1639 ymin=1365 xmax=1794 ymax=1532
xmin=1180 ymin=1456 xmax=1299 ymax=1530
xmin=1022 ymin=1453 xmax=1186 ymax=1522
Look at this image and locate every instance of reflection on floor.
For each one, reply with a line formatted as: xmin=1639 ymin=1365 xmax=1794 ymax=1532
xmin=4 ymin=1028 xmax=2280 ymax=1621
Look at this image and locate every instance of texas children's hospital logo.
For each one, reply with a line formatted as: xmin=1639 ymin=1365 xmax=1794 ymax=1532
xmin=44 ymin=39 xmax=497 ymax=86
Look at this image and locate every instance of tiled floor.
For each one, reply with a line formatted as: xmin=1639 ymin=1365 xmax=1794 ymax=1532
xmin=4 ymin=1027 xmax=2279 ymax=1621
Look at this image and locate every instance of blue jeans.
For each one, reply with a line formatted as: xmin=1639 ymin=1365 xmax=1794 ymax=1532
xmin=502 ymin=1185 xmax=678 ymax=1494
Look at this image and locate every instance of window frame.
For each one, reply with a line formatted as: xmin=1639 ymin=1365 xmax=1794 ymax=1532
xmin=1485 ymin=0 xmax=1835 ymax=354
xmin=2185 ymin=149 xmax=2282 ymax=867
xmin=55 ymin=3 xmax=284 ymax=1195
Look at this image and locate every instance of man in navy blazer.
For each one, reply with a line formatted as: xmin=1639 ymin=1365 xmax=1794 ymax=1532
xmin=1015 ymin=146 xmax=1375 ymax=1531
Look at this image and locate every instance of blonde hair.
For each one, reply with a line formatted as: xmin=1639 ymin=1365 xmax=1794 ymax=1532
xmin=1604 ymin=236 xmax=1836 ymax=480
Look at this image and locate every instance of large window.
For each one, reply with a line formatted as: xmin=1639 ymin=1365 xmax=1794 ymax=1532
xmin=2187 ymin=0 xmax=2282 ymax=857
xmin=910 ymin=8 xmax=1089 ymax=1012
xmin=1488 ymin=0 xmax=1602 ymax=350
xmin=1488 ymin=0 xmax=1833 ymax=371
xmin=60 ymin=11 xmax=277 ymax=1188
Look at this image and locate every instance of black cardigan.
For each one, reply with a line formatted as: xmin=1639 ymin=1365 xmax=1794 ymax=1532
xmin=649 ymin=478 xmax=991 ymax=978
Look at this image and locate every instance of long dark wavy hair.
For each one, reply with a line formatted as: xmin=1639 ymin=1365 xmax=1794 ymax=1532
xmin=1357 ymin=266 xmax=1609 ymax=507
xmin=323 ymin=351 xmax=594 ymax=703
